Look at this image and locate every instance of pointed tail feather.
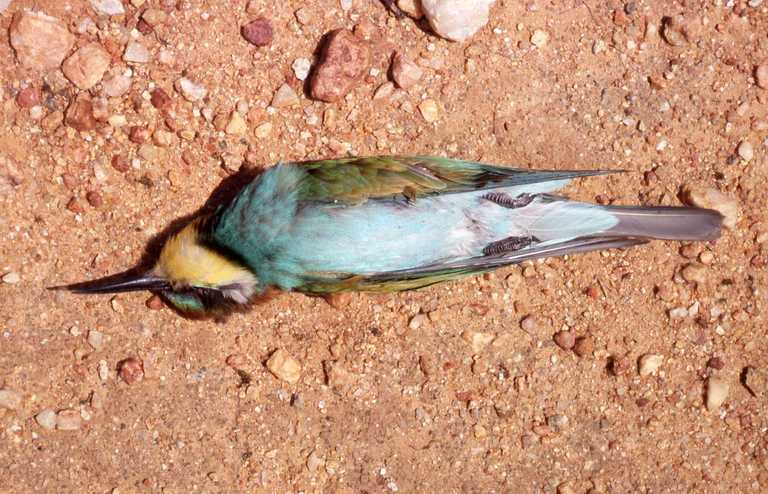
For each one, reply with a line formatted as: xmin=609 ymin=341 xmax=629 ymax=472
xmin=603 ymin=206 xmax=723 ymax=241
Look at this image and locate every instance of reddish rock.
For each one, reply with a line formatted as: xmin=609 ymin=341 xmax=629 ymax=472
xmin=150 ymin=88 xmax=173 ymax=111
xmin=129 ymin=126 xmax=151 ymax=143
xmin=16 ymin=87 xmax=41 ymax=108
xmin=9 ymin=11 xmax=75 ymax=69
xmin=118 ymin=357 xmax=145 ymax=384
xmin=62 ymin=43 xmax=111 ymax=90
xmin=241 ymin=18 xmax=273 ymax=46
xmin=111 ymin=154 xmax=130 ymax=172
xmin=391 ymin=51 xmax=422 ymax=89
xmin=309 ymin=29 xmax=370 ymax=102
xmin=65 ymin=97 xmax=97 ymax=131
xmin=86 ymin=190 xmax=103 ymax=208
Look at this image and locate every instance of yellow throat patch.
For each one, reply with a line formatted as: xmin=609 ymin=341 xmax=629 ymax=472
xmin=154 ymin=220 xmax=256 ymax=288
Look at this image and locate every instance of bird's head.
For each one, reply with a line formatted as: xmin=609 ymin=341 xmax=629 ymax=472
xmin=55 ymin=218 xmax=259 ymax=316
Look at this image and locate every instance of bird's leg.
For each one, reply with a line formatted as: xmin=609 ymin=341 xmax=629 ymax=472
xmin=482 ymin=235 xmax=538 ymax=256
xmin=483 ymin=192 xmax=537 ymax=209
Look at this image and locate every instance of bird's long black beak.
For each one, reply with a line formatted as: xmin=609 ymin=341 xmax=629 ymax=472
xmin=49 ymin=270 xmax=171 ymax=294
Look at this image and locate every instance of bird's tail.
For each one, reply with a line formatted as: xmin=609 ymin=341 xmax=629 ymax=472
xmin=601 ymin=205 xmax=723 ymax=241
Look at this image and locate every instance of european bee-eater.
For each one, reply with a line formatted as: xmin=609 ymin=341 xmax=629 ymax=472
xmin=57 ymin=156 xmax=722 ymax=316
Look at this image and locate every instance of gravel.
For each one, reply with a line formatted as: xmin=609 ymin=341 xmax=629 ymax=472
xmin=0 ymin=389 xmax=22 ymax=410
xmin=241 ymin=18 xmax=273 ymax=46
xmin=706 ymin=377 xmax=729 ymax=411
xmin=418 ymin=99 xmax=439 ymax=122
xmin=35 ymin=409 xmax=57 ymax=429
xmin=175 ymin=77 xmax=208 ymax=102
xmin=118 ymin=357 xmax=145 ymax=384
xmin=9 ymin=11 xmax=75 ymax=69
xmin=737 ymin=140 xmax=754 ymax=161
xmin=124 ymin=41 xmax=151 ymax=64
xmin=2 ymin=271 xmax=20 ymax=284
xmin=421 ymin=0 xmax=496 ymax=42
xmin=266 ymin=349 xmax=302 ymax=384
xmin=87 ymin=330 xmax=104 ymax=350
xmin=292 ymin=58 xmax=312 ymax=81
xmin=56 ymin=409 xmax=82 ymax=430
xmin=90 ymin=0 xmax=125 ymax=16
xmin=391 ymin=52 xmax=422 ymax=89
xmin=553 ymin=330 xmax=575 ymax=350
xmin=271 ymin=83 xmax=300 ymax=108
xmin=638 ymin=354 xmax=663 ymax=376
xmin=62 ymin=43 xmax=111 ymax=90
xmin=309 ymin=29 xmax=370 ymax=102
xmin=756 ymin=64 xmax=768 ymax=89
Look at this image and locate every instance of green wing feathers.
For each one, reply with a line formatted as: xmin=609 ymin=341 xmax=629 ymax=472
xmin=294 ymin=156 xmax=615 ymax=204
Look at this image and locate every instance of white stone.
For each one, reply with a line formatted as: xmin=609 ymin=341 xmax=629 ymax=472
xmin=35 ymin=409 xmax=57 ymax=429
xmin=638 ymin=354 xmax=663 ymax=376
xmin=175 ymin=78 xmax=207 ymax=102
xmin=0 ymin=0 xmax=12 ymax=14
xmin=90 ymin=0 xmax=125 ymax=16
xmin=292 ymin=58 xmax=312 ymax=81
xmin=421 ymin=0 xmax=496 ymax=42
xmin=706 ymin=377 xmax=729 ymax=411
xmin=123 ymin=41 xmax=150 ymax=63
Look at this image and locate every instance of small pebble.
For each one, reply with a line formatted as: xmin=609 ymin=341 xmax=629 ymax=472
xmin=146 ymin=294 xmax=164 ymax=309
xmin=118 ymin=357 xmax=144 ymax=384
xmin=123 ymin=41 xmax=151 ymax=64
xmin=546 ymin=414 xmax=569 ymax=432
xmin=409 ymin=313 xmax=426 ymax=330
xmin=272 ymin=83 xmax=300 ymax=108
xmin=35 ymin=409 xmax=57 ymax=430
xmin=418 ymin=99 xmax=439 ymax=122
xmin=530 ymin=29 xmax=549 ymax=47
xmin=744 ymin=367 xmax=766 ymax=398
xmin=520 ymin=315 xmax=537 ymax=333
xmin=292 ymin=58 xmax=312 ymax=81
xmin=241 ymin=18 xmax=273 ymax=46
xmin=150 ymin=88 xmax=173 ymax=111
xmin=56 ymin=409 xmax=82 ymax=430
xmin=681 ymin=185 xmax=739 ymax=229
xmin=98 ymin=359 xmax=109 ymax=381
xmin=573 ymin=336 xmax=594 ymax=357
xmin=756 ymin=64 xmax=768 ymax=90
xmin=553 ymin=330 xmax=575 ymax=350
xmin=225 ymin=111 xmax=247 ymax=135
xmin=254 ymin=122 xmax=273 ymax=138
xmin=87 ymin=330 xmax=104 ymax=350
xmin=86 ymin=190 xmax=103 ymax=208
xmin=309 ymin=29 xmax=370 ymax=102
xmin=141 ymin=8 xmax=168 ymax=27
xmin=90 ymin=0 xmax=125 ymax=16
xmin=2 ymin=271 xmax=20 ymax=284
xmin=706 ymin=377 xmax=729 ymax=411
xmin=0 ymin=389 xmax=22 ymax=410
xmin=266 ymin=349 xmax=302 ymax=384
xmin=373 ymin=82 xmax=395 ymax=100
xmin=16 ymin=87 xmax=40 ymax=108
xmin=638 ymin=354 xmax=663 ymax=376
xmin=9 ymin=11 xmax=75 ymax=69
xmin=737 ymin=140 xmax=754 ymax=162
xmin=421 ymin=0 xmax=496 ymax=42
xmin=681 ymin=263 xmax=707 ymax=284
xmin=461 ymin=330 xmax=494 ymax=353
xmin=391 ymin=52 xmax=422 ymax=89
xmin=175 ymin=77 xmax=207 ymax=102
xmin=62 ymin=43 xmax=111 ymax=90
xmin=609 ymin=355 xmax=631 ymax=376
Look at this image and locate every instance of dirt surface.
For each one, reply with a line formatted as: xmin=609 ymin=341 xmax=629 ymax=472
xmin=1 ymin=0 xmax=767 ymax=492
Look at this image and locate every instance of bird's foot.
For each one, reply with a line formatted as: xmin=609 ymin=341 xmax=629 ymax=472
xmin=483 ymin=192 xmax=537 ymax=209
xmin=483 ymin=235 xmax=537 ymax=256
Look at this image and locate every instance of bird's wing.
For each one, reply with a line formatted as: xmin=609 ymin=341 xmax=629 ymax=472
xmin=299 ymin=236 xmax=647 ymax=293
xmin=294 ymin=156 xmax=615 ymax=203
